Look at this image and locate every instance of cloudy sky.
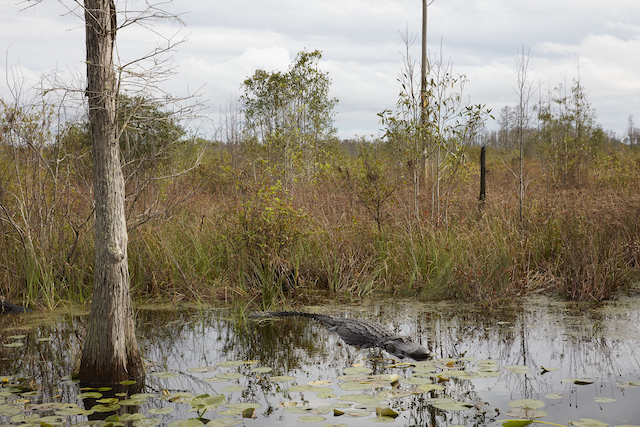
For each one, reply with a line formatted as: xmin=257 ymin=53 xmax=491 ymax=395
xmin=2 ymin=0 xmax=639 ymax=140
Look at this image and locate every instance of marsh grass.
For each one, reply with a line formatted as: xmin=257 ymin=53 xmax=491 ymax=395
xmin=2 ymin=134 xmax=640 ymax=308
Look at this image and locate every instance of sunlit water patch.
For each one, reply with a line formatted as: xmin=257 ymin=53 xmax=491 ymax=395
xmin=1 ymin=295 xmax=640 ymax=427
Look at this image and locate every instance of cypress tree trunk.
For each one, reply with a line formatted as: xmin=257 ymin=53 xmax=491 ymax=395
xmin=79 ymin=0 xmax=144 ymax=384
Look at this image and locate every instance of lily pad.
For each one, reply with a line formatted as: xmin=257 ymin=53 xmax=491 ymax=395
xmin=593 ymin=397 xmax=615 ymax=403
xmin=288 ymin=385 xmax=333 ymax=394
xmin=190 ymin=394 xmax=226 ymax=410
xmin=430 ymin=398 xmax=474 ymax=411
xmin=269 ymin=375 xmax=297 ymax=382
xmin=215 ymin=373 xmax=243 ymax=380
xmin=250 ymin=367 xmax=273 ymax=374
xmin=508 ymin=399 xmax=545 ymax=409
xmin=77 ymin=392 xmax=103 ymax=399
xmin=206 ymin=418 xmax=242 ymax=427
xmin=225 ymin=403 xmax=262 ymax=411
xmin=505 ymin=365 xmax=531 ymax=374
xmin=545 ymin=393 xmax=567 ymax=399
xmin=569 ymin=419 xmax=609 ymax=427
xmin=187 ymin=366 xmax=217 ymax=373
xmin=3 ymin=342 xmax=24 ymax=348
xmin=376 ymin=407 xmax=398 ymax=418
xmin=151 ymin=372 xmax=179 ymax=379
xmin=378 ymin=389 xmax=414 ymax=399
xmin=147 ymin=407 xmax=175 ymax=415
xmin=343 ymin=366 xmax=373 ymax=375
xmin=167 ymin=420 xmax=205 ymax=427
xmin=120 ymin=414 xmax=147 ymax=421
xmin=339 ymin=382 xmax=371 ymax=391
xmin=10 ymin=414 xmax=40 ymax=423
xmin=215 ymin=360 xmax=253 ymax=368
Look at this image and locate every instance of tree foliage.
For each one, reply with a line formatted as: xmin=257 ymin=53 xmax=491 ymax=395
xmin=241 ymin=50 xmax=338 ymax=182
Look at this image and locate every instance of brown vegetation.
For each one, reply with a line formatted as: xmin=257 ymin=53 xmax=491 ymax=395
xmin=2 ymin=88 xmax=640 ymax=310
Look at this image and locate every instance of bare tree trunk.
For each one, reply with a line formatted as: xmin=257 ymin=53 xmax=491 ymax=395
xmin=79 ymin=0 xmax=144 ymax=384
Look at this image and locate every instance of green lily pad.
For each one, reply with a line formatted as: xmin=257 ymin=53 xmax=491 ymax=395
xmin=269 ymin=375 xmax=297 ymax=382
xmin=3 ymin=342 xmax=24 ymax=348
xmin=147 ymin=407 xmax=175 ymax=415
xmin=310 ymin=406 xmax=333 ymax=415
xmin=225 ymin=403 xmax=262 ymax=411
xmin=501 ymin=420 xmax=534 ymax=427
xmin=593 ymin=397 xmax=615 ymax=403
xmin=508 ymin=399 xmax=545 ymax=409
xmin=378 ymin=389 xmax=414 ymax=399
xmin=91 ymin=403 xmax=121 ymax=412
xmin=215 ymin=373 xmax=243 ymax=380
xmin=131 ymin=393 xmax=157 ymax=399
xmin=250 ymin=367 xmax=273 ymax=374
xmin=343 ymin=366 xmax=373 ymax=375
xmin=505 ymin=365 xmax=531 ymax=374
xmin=569 ymin=419 xmax=609 ymax=427
xmin=119 ymin=398 xmax=148 ymax=406
xmin=7 ymin=335 xmax=26 ymax=339
xmin=284 ymin=407 xmax=312 ymax=414
xmin=297 ymin=415 xmax=326 ymax=423
xmin=190 ymin=394 xmax=226 ymax=410
xmin=161 ymin=392 xmax=193 ymax=403
xmin=545 ymin=393 xmax=567 ymax=399
xmin=167 ymin=420 xmax=205 ymax=427
xmin=339 ymin=382 xmax=371 ymax=391
xmin=317 ymin=392 xmax=336 ymax=399
xmin=506 ymin=408 xmax=549 ymax=418
xmin=77 ymin=392 xmax=103 ymax=399
xmin=417 ymin=383 xmax=446 ymax=392
xmin=206 ymin=417 xmax=242 ymax=427
xmin=28 ymin=402 xmax=63 ymax=411
xmin=288 ymin=385 xmax=333 ymax=393
xmin=216 ymin=360 xmax=253 ymax=368
xmin=430 ymin=398 xmax=474 ymax=411
xmin=187 ymin=367 xmax=217 ymax=373
xmin=10 ymin=414 xmax=40 ymax=423
xmin=151 ymin=372 xmax=179 ymax=379
xmin=119 ymin=414 xmax=147 ymax=422
xmin=376 ymin=407 xmax=398 ymax=418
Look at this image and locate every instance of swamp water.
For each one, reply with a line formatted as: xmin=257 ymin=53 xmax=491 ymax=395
xmin=1 ymin=296 xmax=640 ymax=427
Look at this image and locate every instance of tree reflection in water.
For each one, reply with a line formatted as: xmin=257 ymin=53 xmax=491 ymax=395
xmin=0 ymin=296 xmax=639 ymax=426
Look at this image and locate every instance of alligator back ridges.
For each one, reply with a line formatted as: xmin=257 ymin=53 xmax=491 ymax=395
xmin=249 ymin=310 xmax=431 ymax=361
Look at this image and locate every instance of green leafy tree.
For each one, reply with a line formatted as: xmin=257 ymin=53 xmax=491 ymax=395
xmin=241 ymin=50 xmax=338 ymax=183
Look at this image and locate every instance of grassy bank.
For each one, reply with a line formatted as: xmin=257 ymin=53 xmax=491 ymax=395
xmin=1 ymin=140 xmax=640 ymax=309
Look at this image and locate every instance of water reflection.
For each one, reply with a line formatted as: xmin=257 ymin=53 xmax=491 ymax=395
xmin=0 ymin=296 xmax=639 ymax=426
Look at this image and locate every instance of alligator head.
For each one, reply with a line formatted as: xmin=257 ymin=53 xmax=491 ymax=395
xmin=381 ymin=336 xmax=431 ymax=361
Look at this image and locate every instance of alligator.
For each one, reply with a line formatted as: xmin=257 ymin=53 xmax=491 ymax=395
xmin=250 ymin=311 xmax=431 ymax=361
xmin=0 ymin=299 xmax=32 ymax=314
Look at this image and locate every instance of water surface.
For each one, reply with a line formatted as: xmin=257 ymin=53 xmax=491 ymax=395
xmin=1 ymin=295 xmax=639 ymax=426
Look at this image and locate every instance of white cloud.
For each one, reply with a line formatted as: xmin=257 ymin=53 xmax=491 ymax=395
xmin=2 ymin=0 xmax=640 ymax=138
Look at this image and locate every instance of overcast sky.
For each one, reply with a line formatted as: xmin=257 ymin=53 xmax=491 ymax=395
xmin=2 ymin=0 xmax=639 ymax=140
